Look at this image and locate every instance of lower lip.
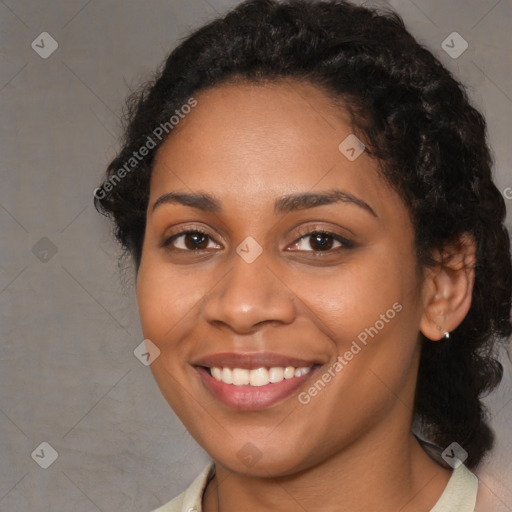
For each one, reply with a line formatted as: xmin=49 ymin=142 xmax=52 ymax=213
xmin=196 ymin=367 xmax=318 ymax=410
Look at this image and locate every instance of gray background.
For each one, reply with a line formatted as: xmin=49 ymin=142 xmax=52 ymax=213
xmin=1 ymin=0 xmax=511 ymax=511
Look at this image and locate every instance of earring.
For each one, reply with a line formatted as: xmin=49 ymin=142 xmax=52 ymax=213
xmin=436 ymin=324 xmax=450 ymax=340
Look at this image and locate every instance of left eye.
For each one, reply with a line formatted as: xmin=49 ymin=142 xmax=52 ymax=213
xmin=165 ymin=231 xmax=221 ymax=251
xmin=290 ymin=232 xmax=349 ymax=252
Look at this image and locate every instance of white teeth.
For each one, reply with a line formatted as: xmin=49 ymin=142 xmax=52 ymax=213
xmin=221 ymin=367 xmax=233 ymax=384
xmin=232 ymin=368 xmax=250 ymax=385
xmin=294 ymin=367 xmax=310 ymax=377
xmin=209 ymin=365 xmax=313 ymax=386
xmin=284 ymin=366 xmax=295 ymax=379
xmin=249 ymin=367 xmax=269 ymax=386
xmin=268 ymin=366 xmax=284 ymax=383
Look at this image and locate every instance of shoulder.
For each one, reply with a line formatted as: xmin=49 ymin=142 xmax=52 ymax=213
xmin=151 ymin=463 xmax=215 ymax=512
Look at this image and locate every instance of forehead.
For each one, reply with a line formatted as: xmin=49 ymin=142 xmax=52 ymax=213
xmin=149 ymin=80 xmax=397 ymax=217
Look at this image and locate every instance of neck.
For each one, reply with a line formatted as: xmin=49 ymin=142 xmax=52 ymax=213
xmin=203 ymin=427 xmax=451 ymax=512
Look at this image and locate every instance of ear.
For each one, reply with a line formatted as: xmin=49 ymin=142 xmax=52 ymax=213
xmin=419 ymin=233 xmax=476 ymax=341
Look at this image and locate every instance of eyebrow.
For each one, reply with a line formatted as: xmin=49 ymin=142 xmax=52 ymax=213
xmin=275 ymin=189 xmax=377 ymax=217
xmin=152 ymin=189 xmax=377 ymax=217
xmin=152 ymin=192 xmax=221 ymax=213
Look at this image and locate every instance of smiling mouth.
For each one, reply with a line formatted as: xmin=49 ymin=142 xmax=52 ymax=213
xmin=192 ymin=351 xmax=322 ymax=409
xmin=195 ymin=363 xmax=321 ymax=410
xmin=205 ymin=365 xmax=313 ymax=386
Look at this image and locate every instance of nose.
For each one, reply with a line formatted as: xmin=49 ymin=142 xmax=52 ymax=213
xmin=202 ymin=254 xmax=296 ymax=334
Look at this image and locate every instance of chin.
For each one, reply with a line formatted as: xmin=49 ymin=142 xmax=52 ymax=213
xmin=205 ymin=438 xmax=317 ymax=478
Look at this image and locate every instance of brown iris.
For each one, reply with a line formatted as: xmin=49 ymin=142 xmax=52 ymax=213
xmin=309 ymin=233 xmax=334 ymax=251
xmin=184 ymin=232 xmax=209 ymax=250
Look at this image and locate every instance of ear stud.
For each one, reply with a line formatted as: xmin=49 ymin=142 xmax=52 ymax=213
xmin=438 ymin=326 xmax=450 ymax=340
xmin=435 ymin=323 xmax=450 ymax=340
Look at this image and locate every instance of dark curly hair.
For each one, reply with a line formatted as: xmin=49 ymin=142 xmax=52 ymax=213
xmin=95 ymin=0 xmax=512 ymax=468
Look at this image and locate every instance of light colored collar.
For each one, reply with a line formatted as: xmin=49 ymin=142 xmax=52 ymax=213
xmin=430 ymin=463 xmax=478 ymax=511
xmin=169 ymin=461 xmax=477 ymax=512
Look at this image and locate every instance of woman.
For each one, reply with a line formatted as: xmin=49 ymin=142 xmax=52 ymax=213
xmin=95 ymin=1 xmax=512 ymax=510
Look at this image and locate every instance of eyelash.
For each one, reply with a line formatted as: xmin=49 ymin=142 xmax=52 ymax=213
xmin=162 ymin=227 xmax=215 ymax=250
xmin=162 ymin=226 xmax=355 ymax=254
xmin=294 ymin=228 xmax=355 ymax=253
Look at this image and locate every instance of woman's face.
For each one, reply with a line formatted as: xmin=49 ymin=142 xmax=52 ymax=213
xmin=136 ymin=80 xmax=427 ymax=476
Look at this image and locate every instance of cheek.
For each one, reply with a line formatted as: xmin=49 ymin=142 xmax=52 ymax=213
xmin=292 ymin=253 xmax=421 ymax=403
xmin=135 ymin=261 xmax=207 ymax=413
xmin=288 ymin=248 xmax=422 ymax=406
xmin=290 ymin=252 xmax=415 ymax=344
xmin=136 ymin=259 xmax=197 ymax=342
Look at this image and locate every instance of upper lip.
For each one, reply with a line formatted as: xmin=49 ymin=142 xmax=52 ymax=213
xmin=192 ymin=352 xmax=320 ymax=369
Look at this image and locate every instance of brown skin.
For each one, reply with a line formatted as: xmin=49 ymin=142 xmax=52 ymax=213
xmin=136 ymin=80 xmax=475 ymax=511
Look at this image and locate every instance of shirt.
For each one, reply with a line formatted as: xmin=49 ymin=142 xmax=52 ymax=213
xmin=151 ymin=462 xmax=478 ymax=512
